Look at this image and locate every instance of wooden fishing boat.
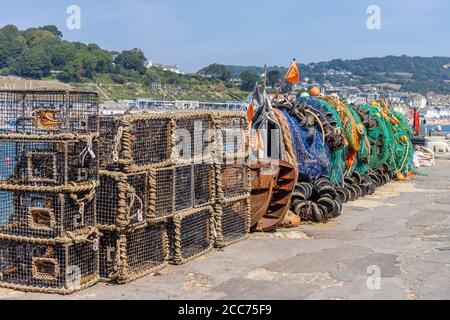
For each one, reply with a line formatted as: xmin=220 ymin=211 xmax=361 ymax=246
xmin=251 ymin=160 xmax=296 ymax=231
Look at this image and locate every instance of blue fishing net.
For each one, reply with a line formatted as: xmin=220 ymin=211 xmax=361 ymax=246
xmin=293 ymin=97 xmax=346 ymax=184
xmin=281 ymin=108 xmax=330 ymax=183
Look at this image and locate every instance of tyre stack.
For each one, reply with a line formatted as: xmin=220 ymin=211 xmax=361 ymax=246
xmin=291 ymin=164 xmax=394 ymax=223
xmin=291 ymin=176 xmax=342 ymax=223
xmin=336 ymin=168 xmax=391 ymax=204
xmin=0 ymin=90 xmax=101 ymax=294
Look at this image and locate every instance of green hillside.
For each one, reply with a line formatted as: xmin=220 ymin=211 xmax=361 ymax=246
xmin=222 ymin=56 xmax=450 ymax=94
xmin=0 ymin=24 xmax=247 ymax=102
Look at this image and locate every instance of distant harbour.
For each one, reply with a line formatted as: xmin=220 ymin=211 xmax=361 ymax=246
xmin=426 ymin=124 xmax=450 ymax=133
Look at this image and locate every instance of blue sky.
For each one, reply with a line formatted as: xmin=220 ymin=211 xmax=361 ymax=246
xmin=0 ymin=0 xmax=449 ymax=72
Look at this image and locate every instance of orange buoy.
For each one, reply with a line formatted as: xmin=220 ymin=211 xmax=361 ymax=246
xmin=309 ymin=86 xmax=321 ymax=97
xmin=370 ymin=100 xmax=378 ymax=107
xmin=394 ymin=172 xmax=406 ymax=181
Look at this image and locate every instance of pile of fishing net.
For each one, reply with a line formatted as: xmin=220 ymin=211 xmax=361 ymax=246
xmin=413 ymin=146 xmax=435 ymax=168
xmin=366 ymin=101 xmax=415 ymax=180
xmin=273 ymin=96 xmax=346 ymax=222
xmin=272 ymin=96 xmax=415 ymax=224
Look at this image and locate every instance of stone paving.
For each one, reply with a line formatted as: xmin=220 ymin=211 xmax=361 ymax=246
xmin=1 ymin=155 xmax=449 ymax=300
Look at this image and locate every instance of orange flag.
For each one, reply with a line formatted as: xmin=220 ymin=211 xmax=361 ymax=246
xmin=247 ymin=102 xmax=255 ymax=122
xmin=284 ymin=58 xmax=300 ymax=84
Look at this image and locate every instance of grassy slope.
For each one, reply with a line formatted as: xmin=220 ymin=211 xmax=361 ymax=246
xmin=0 ymin=75 xmax=248 ymax=102
xmin=98 ymin=77 xmax=246 ymax=102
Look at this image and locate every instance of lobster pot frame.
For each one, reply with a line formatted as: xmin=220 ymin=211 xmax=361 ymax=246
xmin=218 ymin=163 xmax=250 ymax=199
xmin=0 ymin=90 xmax=98 ymax=135
xmin=0 ymin=235 xmax=99 ymax=294
xmin=0 ymin=136 xmax=99 ymax=187
xmin=98 ymin=221 xmax=168 ymax=283
xmin=97 ymin=170 xmax=149 ymax=230
xmin=215 ymin=112 xmax=249 ymax=163
xmin=152 ymin=167 xmax=174 ymax=219
xmin=98 ymin=113 xmax=173 ymax=172
xmin=151 ymin=163 xmax=215 ymax=220
xmin=193 ymin=163 xmax=216 ymax=208
xmin=215 ymin=196 xmax=251 ymax=248
xmin=172 ymin=113 xmax=213 ymax=164
xmin=167 ymin=206 xmax=215 ymax=265
xmin=0 ymin=186 xmax=96 ymax=239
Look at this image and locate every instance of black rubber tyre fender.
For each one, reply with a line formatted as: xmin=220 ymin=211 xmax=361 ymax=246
xmin=311 ymin=203 xmax=325 ymax=223
xmin=333 ymin=200 xmax=342 ymax=217
xmin=317 ymin=197 xmax=335 ymax=215
xmin=347 ymin=186 xmax=356 ymax=201
xmin=352 ymin=184 xmax=362 ymax=199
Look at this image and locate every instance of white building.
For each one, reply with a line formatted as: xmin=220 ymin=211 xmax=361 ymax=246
xmin=395 ymin=93 xmax=427 ymax=109
xmin=146 ymin=60 xmax=182 ymax=74
xmin=407 ymin=94 xmax=427 ymax=109
xmin=149 ymin=82 xmax=162 ymax=90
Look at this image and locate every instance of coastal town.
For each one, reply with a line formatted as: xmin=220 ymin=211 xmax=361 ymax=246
xmin=109 ymin=63 xmax=450 ymax=127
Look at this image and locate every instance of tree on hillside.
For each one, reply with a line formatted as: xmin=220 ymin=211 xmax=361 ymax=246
xmin=39 ymin=25 xmax=63 ymax=39
xmin=143 ymin=68 xmax=161 ymax=86
xmin=239 ymin=71 xmax=259 ymax=91
xmin=9 ymin=47 xmax=51 ymax=78
xmin=267 ymin=70 xmax=281 ymax=87
xmin=114 ymin=48 xmax=147 ymax=74
xmin=59 ymin=56 xmax=84 ymax=82
xmin=0 ymin=25 xmax=26 ymax=67
xmin=197 ymin=64 xmax=231 ymax=81
xmin=87 ymin=44 xmax=113 ymax=73
xmin=0 ymin=32 xmax=7 ymax=68
xmin=51 ymin=42 xmax=77 ymax=69
xmin=22 ymin=28 xmax=59 ymax=48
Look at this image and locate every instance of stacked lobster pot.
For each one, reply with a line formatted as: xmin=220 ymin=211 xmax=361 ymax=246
xmin=0 ymin=90 xmax=101 ymax=294
xmin=167 ymin=112 xmax=216 ymax=265
xmin=213 ymin=112 xmax=251 ymax=248
xmin=96 ymin=111 xmax=216 ymax=283
xmin=96 ymin=112 xmax=171 ymax=283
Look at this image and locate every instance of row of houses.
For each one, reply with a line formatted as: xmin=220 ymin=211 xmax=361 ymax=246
xmin=101 ymin=99 xmax=247 ymax=112
xmin=320 ymin=83 xmax=429 ymax=109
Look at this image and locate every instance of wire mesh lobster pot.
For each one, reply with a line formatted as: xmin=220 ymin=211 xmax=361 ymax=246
xmin=215 ymin=197 xmax=251 ymax=248
xmin=96 ymin=170 xmax=149 ymax=230
xmin=213 ymin=113 xmax=250 ymax=248
xmin=193 ymin=163 xmax=215 ymax=208
xmin=98 ymin=221 xmax=168 ymax=283
xmin=219 ymin=163 xmax=250 ymax=199
xmin=0 ymin=184 xmax=97 ymax=239
xmin=172 ymin=112 xmax=213 ymax=164
xmin=0 ymin=235 xmax=99 ymax=294
xmin=0 ymin=135 xmax=99 ymax=187
xmin=0 ymin=90 xmax=99 ymax=135
xmin=215 ymin=112 xmax=248 ymax=163
xmin=98 ymin=113 xmax=173 ymax=172
xmin=150 ymin=163 xmax=215 ymax=220
xmin=167 ymin=206 xmax=214 ymax=265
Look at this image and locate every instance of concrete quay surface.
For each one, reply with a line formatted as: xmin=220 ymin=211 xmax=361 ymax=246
xmin=1 ymin=155 xmax=449 ymax=300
